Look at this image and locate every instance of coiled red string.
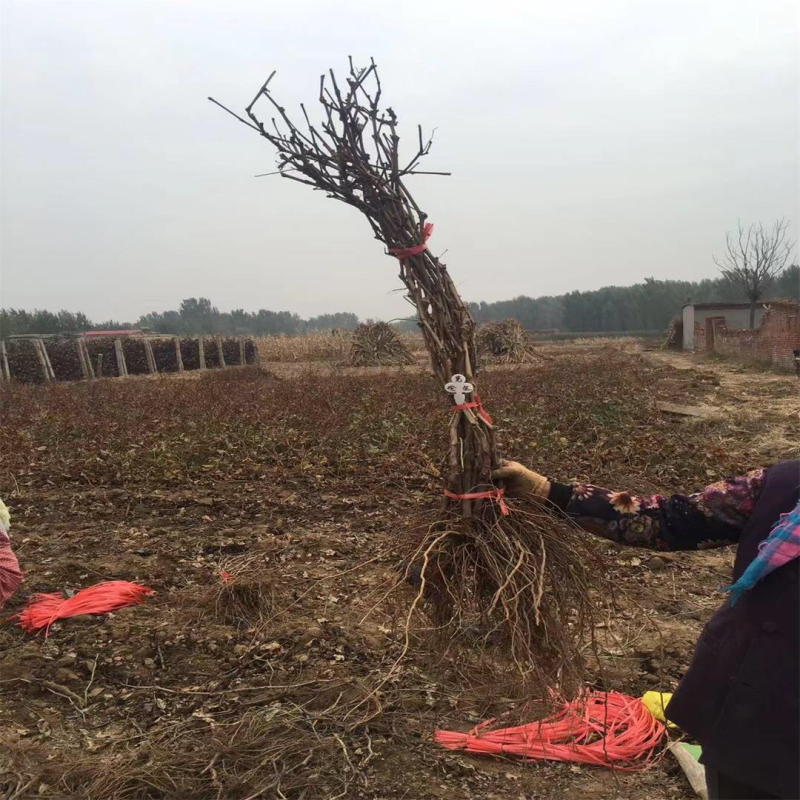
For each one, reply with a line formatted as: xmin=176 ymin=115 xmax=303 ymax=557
xmin=12 ymin=581 xmax=153 ymax=636
xmin=435 ymin=691 xmax=665 ymax=769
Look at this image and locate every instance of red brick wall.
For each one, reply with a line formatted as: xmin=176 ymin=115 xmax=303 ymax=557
xmin=761 ymin=302 xmax=800 ymax=368
xmin=711 ymin=302 xmax=800 ymax=369
xmin=704 ymin=316 xmax=726 ymax=352
xmin=694 ymin=322 xmax=705 ymax=351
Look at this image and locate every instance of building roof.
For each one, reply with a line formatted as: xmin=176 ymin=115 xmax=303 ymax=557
xmin=682 ymin=302 xmax=761 ymax=311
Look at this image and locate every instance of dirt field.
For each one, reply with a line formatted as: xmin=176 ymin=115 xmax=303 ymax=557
xmin=1 ymin=341 xmax=798 ymax=799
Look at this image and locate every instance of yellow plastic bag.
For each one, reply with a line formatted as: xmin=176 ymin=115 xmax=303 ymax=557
xmin=641 ymin=691 xmax=679 ymax=730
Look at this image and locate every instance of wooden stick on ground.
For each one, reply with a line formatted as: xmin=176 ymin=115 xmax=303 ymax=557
xmin=198 ymin=337 xmax=206 ymax=370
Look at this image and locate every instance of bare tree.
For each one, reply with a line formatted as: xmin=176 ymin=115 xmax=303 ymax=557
xmin=209 ymin=60 xmax=603 ymax=690
xmin=714 ymin=219 xmax=795 ymax=328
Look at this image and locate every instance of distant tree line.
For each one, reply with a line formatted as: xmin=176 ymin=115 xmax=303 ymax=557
xmin=0 ymin=298 xmax=360 ymax=338
xmin=0 ymin=308 xmax=129 ymax=338
xmin=3 ymin=266 xmax=797 ymax=338
xmin=469 ymin=266 xmax=799 ymax=332
xmin=136 ymin=298 xmax=359 ymax=336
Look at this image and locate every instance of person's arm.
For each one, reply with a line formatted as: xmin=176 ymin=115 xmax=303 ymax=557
xmin=0 ymin=500 xmax=23 ymax=607
xmin=492 ymin=462 xmax=765 ymax=551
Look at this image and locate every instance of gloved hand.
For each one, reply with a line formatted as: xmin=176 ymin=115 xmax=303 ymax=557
xmin=491 ymin=461 xmax=551 ymax=499
xmin=0 ymin=498 xmax=9 ymax=536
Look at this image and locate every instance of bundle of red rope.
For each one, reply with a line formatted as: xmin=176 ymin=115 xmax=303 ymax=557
xmin=12 ymin=580 xmax=153 ymax=635
xmin=435 ymin=691 xmax=665 ymax=769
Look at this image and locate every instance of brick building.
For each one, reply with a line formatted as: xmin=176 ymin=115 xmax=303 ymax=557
xmin=693 ymin=301 xmax=800 ymax=370
xmin=681 ymin=302 xmax=766 ymax=350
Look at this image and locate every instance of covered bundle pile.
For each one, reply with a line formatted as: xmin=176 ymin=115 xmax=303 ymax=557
xmin=212 ymin=61 xmax=601 ymax=691
xmin=85 ymin=338 xmax=120 ymax=378
xmin=222 ymin=337 xmax=241 ymax=365
xmin=47 ymin=337 xmax=84 ymax=381
xmin=122 ymin=338 xmax=149 ymax=374
xmin=476 ymin=318 xmax=538 ymax=364
xmin=4 ymin=340 xmax=42 ymax=383
xmin=180 ymin=338 xmax=200 ymax=370
xmin=348 ymin=321 xmax=414 ymax=366
xmin=203 ymin=337 xmax=222 ymax=368
xmin=151 ymin=337 xmax=180 ymax=371
xmin=2 ymin=335 xmax=256 ymax=381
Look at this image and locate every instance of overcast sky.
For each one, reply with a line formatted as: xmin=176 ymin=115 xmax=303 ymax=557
xmin=1 ymin=0 xmax=798 ymax=323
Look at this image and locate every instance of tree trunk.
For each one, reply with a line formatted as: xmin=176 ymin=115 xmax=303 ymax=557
xmin=749 ymin=298 xmax=757 ymax=329
xmin=390 ymin=243 xmax=498 ymax=519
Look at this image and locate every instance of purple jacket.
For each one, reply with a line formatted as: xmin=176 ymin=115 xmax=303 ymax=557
xmin=665 ymin=461 xmax=799 ymax=798
xmin=549 ymin=460 xmax=799 ymax=797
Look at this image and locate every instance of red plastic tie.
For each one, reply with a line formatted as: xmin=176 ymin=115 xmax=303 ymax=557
xmin=444 ymin=487 xmax=509 ymax=515
xmin=388 ymin=223 xmax=434 ymax=260
xmin=450 ymin=393 xmax=493 ymax=425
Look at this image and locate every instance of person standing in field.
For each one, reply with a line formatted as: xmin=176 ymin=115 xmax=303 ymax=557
xmin=0 ymin=499 xmax=24 ymax=607
xmin=492 ymin=459 xmax=799 ymax=800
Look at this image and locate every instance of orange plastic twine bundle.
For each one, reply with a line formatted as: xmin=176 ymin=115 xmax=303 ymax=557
xmin=435 ymin=691 xmax=665 ymax=769
xmin=12 ymin=581 xmax=153 ymax=635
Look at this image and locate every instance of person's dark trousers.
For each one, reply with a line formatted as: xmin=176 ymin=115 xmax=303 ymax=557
xmin=706 ymin=766 xmax=781 ymax=799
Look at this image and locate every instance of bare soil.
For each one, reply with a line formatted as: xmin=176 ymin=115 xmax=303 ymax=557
xmin=1 ymin=343 xmax=797 ymax=799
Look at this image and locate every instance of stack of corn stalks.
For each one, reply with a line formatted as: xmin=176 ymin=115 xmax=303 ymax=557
xmin=476 ymin=319 xmax=538 ymax=364
xmin=664 ymin=316 xmax=683 ymax=350
xmin=348 ymin=321 xmax=414 ymax=366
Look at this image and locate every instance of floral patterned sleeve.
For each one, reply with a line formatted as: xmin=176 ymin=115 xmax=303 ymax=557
xmin=548 ymin=469 xmax=766 ymax=551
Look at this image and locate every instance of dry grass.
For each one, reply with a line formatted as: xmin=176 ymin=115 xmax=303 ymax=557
xmin=750 ymin=427 xmax=800 ymax=461
xmin=563 ymin=336 xmax=646 ymax=350
xmin=211 ymin=550 xmax=278 ymax=627
xmin=50 ymin=681 xmax=382 ymax=799
xmin=255 ymin=331 xmax=351 ymax=363
xmin=254 ymin=330 xmax=425 ymax=363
